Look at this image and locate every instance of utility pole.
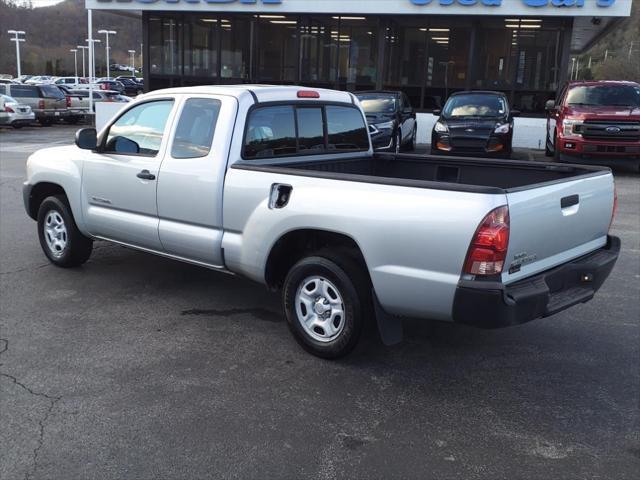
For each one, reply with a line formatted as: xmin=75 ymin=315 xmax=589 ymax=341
xmin=88 ymin=9 xmax=94 ymax=115
xmin=70 ymin=49 xmax=78 ymax=77
xmin=86 ymin=38 xmax=101 ymax=78
xmin=77 ymin=45 xmax=88 ymax=77
xmin=570 ymin=57 xmax=576 ymax=80
xmin=128 ymin=49 xmax=136 ymax=73
xmin=98 ymin=30 xmax=117 ymax=79
xmin=7 ymin=30 xmax=26 ymax=78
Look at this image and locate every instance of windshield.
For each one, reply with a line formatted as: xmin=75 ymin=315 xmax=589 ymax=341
xmin=443 ymin=94 xmax=507 ymax=118
xmin=357 ymin=95 xmax=397 ymax=114
xmin=566 ymin=85 xmax=640 ymax=107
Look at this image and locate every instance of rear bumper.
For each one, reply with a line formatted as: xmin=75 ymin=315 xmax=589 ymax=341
xmin=452 ymin=236 xmax=620 ymax=329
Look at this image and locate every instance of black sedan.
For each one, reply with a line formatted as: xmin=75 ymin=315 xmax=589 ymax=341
xmin=355 ymin=91 xmax=417 ymax=152
xmin=430 ymin=91 xmax=519 ymax=158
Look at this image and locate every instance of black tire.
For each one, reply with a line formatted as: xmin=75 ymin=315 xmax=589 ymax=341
xmin=544 ymin=134 xmax=553 ymax=157
xmin=551 ymin=131 xmax=563 ymax=162
xmin=65 ymin=116 xmax=80 ymax=125
xmin=395 ymin=130 xmax=402 ymax=154
xmin=12 ymin=124 xmax=23 ymax=129
xmin=37 ymin=195 xmax=93 ymax=268
xmin=39 ymin=119 xmax=52 ymax=127
xmin=408 ymin=125 xmax=417 ymax=151
xmin=283 ymin=252 xmax=370 ymax=359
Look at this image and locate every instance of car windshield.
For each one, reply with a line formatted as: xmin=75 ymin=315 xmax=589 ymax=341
xmin=566 ymin=85 xmax=640 ymax=107
xmin=357 ymin=95 xmax=397 ymax=114
xmin=443 ymin=94 xmax=507 ymax=118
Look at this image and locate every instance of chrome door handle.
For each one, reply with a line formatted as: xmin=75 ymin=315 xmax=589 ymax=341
xmin=136 ymin=170 xmax=156 ymax=181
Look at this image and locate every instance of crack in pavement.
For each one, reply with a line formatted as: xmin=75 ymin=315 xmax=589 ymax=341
xmin=0 ymin=339 xmax=62 ymax=480
xmin=0 ymin=263 xmax=52 ymax=277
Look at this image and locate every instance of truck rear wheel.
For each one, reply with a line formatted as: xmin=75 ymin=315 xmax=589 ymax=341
xmin=283 ymin=253 xmax=369 ymax=359
xmin=37 ymin=195 xmax=93 ymax=268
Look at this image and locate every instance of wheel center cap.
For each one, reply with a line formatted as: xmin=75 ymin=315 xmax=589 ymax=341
xmin=314 ymin=299 xmax=329 ymax=315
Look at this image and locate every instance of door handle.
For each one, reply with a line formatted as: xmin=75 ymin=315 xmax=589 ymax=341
xmin=136 ymin=170 xmax=156 ymax=181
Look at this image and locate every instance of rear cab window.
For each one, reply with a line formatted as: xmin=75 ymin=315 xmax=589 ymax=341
xmin=8 ymin=85 xmax=38 ymax=98
xmin=38 ymin=85 xmax=65 ymax=99
xmin=243 ymin=103 xmax=369 ymax=160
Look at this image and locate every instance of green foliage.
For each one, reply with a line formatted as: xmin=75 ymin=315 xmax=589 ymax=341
xmin=0 ymin=0 xmax=142 ymax=76
xmin=582 ymin=2 xmax=640 ymax=82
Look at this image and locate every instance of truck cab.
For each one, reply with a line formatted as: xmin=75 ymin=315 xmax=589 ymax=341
xmin=545 ymin=80 xmax=640 ymax=170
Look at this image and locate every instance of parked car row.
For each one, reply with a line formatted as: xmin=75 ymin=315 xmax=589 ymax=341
xmin=357 ymin=81 xmax=639 ymax=169
xmin=0 ymin=82 xmax=131 ymax=127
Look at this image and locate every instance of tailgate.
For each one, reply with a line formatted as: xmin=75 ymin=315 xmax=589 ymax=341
xmin=502 ymin=172 xmax=614 ymax=285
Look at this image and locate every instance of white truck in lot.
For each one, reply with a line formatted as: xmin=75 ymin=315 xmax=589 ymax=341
xmin=23 ymin=86 xmax=620 ymax=358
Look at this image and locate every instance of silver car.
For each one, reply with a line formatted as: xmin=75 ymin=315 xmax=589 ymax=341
xmin=0 ymin=94 xmax=35 ymax=128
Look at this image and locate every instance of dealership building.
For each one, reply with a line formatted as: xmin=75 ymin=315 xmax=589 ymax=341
xmin=87 ymin=0 xmax=632 ymax=113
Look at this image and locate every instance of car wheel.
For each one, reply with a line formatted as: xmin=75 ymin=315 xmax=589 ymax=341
xmin=550 ymin=130 xmax=564 ymax=162
xmin=409 ymin=126 xmax=417 ymax=151
xmin=12 ymin=124 xmax=23 ymax=129
xmin=39 ymin=119 xmax=52 ymax=127
xmin=37 ymin=195 xmax=93 ymax=268
xmin=65 ymin=117 xmax=79 ymax=125
xmin=544 ymin=134 xmax=553 ymax=157
xmin=283 ymin=252 xmax=370 ymax=359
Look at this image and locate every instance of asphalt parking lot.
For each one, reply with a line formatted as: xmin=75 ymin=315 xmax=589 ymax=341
xmin=1 ymin=125 xmax=638 ymax=479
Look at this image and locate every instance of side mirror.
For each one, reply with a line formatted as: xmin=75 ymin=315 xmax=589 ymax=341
xmin=545 ymin=100 xmax=556 ymax=111
xmin=75 ymin=128 xmax=97 ymax=150
xmin=402 ymin=107 xmax=413 ymax=115
xmin=511 ymin=109 xmax=521 ymax=117
xmin=432 ymin=109 xmax=441 ymax=116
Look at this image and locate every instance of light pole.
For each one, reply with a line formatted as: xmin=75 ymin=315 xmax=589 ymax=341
xmin=98 ymin=29 xmax=116 ymax=79
xmin=86 ymin=38 xmax=101 ymax=79
xmin=77 ymin=45 xmax=88 ymax=77
xmin=128 ymin=49 xmax=136 ymax=73
xmin=70 ymin=48 xmax=78 ymax=77
xmin=7 ymin=30 xmax=26 ymax=78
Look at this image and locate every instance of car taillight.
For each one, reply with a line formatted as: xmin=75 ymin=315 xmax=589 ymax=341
xmin=38 ymin=99 xmax=45 ymax=110
xmin=609 ymin=183 xmax=618 ymax=232
xmin=463 ymin=205 xmax=510 ymax=276
xmin=5 ymin=106 xmax=15 ymax=113
xmin=66 ymin=96 xmax=71 ymax=108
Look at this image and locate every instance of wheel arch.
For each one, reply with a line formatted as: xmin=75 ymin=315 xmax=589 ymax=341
xmin=26 ymin=182 xmax=67 ymax=220
xmin=264 ymin=228 xmax=371 ymax=292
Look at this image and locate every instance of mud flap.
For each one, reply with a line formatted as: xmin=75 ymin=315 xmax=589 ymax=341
xmin=373 ymin=291 xmax=403 ymax=346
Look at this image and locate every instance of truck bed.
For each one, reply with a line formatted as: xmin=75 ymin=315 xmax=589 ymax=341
xmin=233 ymin=154 xmax=609 ymax=194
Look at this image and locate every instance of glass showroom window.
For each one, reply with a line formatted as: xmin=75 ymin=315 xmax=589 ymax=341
xmin=256 ymin=15 xmax=299 ymax=83
xmin=185 ymin=17 xmax=218 ymax=78
xmin=220 ymin=17 xmax=251 ymax=80
xmin=162 ymin=17 xmax=183 ymax=76
xmin=299 ymin=17 xmax=340 ymax=87
xmin=334 ymin=16 xmax=379 ymax=90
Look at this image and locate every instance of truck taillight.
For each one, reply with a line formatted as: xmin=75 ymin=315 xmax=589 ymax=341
xmin=5 ymin=106 xmax=15 ymax=113
xmin=463 ymin=206 xmax=510 ymax=276
xmin=38 ymin=99 xmax=45 ymax=110
xmin=66 ymin=96 xmax=71 ymax=108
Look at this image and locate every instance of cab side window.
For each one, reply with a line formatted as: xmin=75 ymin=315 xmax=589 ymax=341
xmin=104 ymin=100 xmax=174 ymax=156
xmin=171 ymin=98 xmax=222 ymax=159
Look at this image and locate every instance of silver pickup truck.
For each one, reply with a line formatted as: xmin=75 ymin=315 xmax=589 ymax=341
xmin=23 ymin=86 xmax=620 ymax=358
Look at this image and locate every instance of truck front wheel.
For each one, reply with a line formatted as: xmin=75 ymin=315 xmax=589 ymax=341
xmin=37 ymin=195 xmax=93 ymax=268
xmin=283 ymin=253 xmax=369 ymax=359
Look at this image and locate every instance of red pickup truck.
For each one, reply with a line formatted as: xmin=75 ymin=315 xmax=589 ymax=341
xmin=545 ymin=81 xmax=640 ymax=171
